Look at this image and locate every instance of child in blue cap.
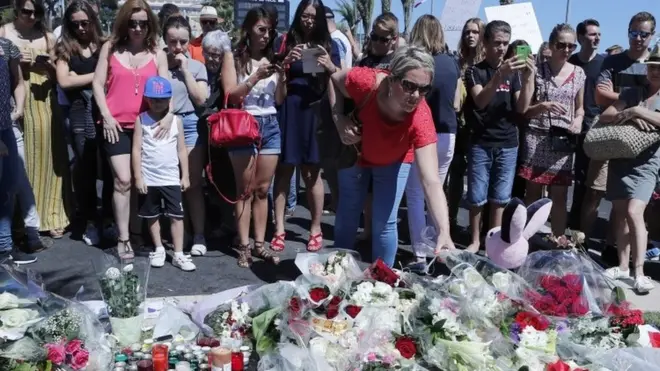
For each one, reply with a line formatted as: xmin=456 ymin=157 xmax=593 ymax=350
xmin=132 ymin=76 xmax=195 ymax=271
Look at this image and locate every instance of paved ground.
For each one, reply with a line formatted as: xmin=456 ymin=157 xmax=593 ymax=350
xmin=21 ymin=185 xmax=660 ymax=312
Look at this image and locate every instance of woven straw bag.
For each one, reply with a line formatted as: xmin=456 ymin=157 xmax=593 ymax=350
xmin=584 ymin=116 xmax=660 ymax=161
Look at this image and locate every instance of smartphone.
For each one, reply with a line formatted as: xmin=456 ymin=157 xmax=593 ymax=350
xmin=35 ymin=54 xmax=50 ymax=64
xmin=272 ymin=53 xmax=286 ymax=66
xmin=516 ymin=45 xmax=532 ymax=61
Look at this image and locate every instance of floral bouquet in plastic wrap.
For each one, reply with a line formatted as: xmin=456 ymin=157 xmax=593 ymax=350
xmin=294 ymin=249 xmax=363 ymax=293
xmin=516 ymin=250 xmax=619 ymax=318
xmin=95 ymin=257 xmax=150 ymax=347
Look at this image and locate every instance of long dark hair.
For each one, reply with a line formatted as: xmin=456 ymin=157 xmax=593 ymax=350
xmin=56 ymin=0 xmax=103 ymax=62
xmin=14 ymin=0 xmax=49 ymax=46
xmin=162 ymin=14 xmax=192 ymax=41
xmin=233 ymin=7 xmax=275 ymax=76
xmin=110 ymin=0 xmax=160 ymax=52
xmin=285 ymin=0 xmax=332 ymax=55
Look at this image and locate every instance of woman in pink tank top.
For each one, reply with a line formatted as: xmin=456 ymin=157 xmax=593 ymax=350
xmin=92 ymin=0 xmax=170 ymax=261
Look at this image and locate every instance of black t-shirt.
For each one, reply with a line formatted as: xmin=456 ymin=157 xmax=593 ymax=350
xmin=358 ymin=53 xmax=394 ymax=69
xmin=568 ymin=53 xmax=604 ymax=123
xmin=427 ymin=53 xmax=460 ymax=134
xmin=464 ymin=60 xmax=521 ymax=148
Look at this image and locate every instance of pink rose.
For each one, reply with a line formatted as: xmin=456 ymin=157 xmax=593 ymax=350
xmin=45 ymin=343 xmax=66 ymax=365
xmin=69 ymin=349 xmax=89 ymax=370
xmin=65 ymin=339 xmax=84 ymax=355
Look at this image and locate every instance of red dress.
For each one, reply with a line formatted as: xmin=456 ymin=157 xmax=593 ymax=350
xmin=344 ymin=67 xmax=437 ymax=167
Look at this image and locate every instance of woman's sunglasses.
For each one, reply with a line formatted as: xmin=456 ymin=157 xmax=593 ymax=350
xmin=71 ymin=20 xmax=90 ymax=29
xmin=400 ymin=79 xmax=432 ymax=96
xmin=20 ymin=8 xmax=38 ymax=17
xmin=128 ymin=20 xmax=148 ymax=30
xmin=554 ymin=42 xmax=577 ymax=51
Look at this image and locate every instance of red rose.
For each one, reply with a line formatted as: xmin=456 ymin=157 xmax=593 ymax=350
xmin=65 ymin=339 xmax=84 ymax=355
xmin=569 ymin=296 xmax=589 ymax=316
xmin=561 ymin=274 xmax=583 ymax=293
xmin=394 ymin=336 xmax=417 ymax=359
xmin=515 ymin=311 xmax=550 ymax=331
xmin=289 ymin=297 xmax=302 ymax=315
xmin=309 ymin=287 xmax=329 ymax=303
xmin=546 ymin=360 xmax=571 ymax=371
xmin=345 ymin=305 xmax=362 ymax=318
xmin=70 ymin=349 xmax=89 ymax=370
xmin=369 ymin=259 xmax=400 ymax=286
xmin=327 ymin=307 xmax=339 ymax=319
xmin=329 ymin=296 xmax=342 ymax=307
xmin=539 ymin=275 xmax=562 ymax=291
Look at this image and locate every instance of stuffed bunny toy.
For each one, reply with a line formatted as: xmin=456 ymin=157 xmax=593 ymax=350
xmin=485 ymin=197 xmax=552 ymax=269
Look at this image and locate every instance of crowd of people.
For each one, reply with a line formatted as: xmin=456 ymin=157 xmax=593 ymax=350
xmin=0 ymin=0 xmax=658 ymax=294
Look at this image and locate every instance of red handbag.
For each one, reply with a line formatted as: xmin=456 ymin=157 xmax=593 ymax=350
xmin=207 ymin=94 xmax=260 ymax=148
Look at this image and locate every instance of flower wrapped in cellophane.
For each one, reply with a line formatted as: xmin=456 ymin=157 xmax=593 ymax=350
xmin=516 ymin=250 xmax=619 ymax=318
xmin=295 ymin=250 xmax=363 ymax=293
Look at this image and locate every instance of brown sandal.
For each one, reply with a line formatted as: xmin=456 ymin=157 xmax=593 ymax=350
xmin=117 ymin=239 xmax=134 ymax=262
xmin=253 ymin=241 xmax=280 ymax=265
xmin=236 ymin=244 xmax=252 ymax=268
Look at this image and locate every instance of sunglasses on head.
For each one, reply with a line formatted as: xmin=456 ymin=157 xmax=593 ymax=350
xmin=629 ymin=30 xmax=652 ymax=40
xmin=399 ymin=79 xmax=432 ymax=96
xmin=370 ymin=33 xmax=392 ymax=43
xmin=201 ymin=19 xmax=217 ymax=26
xmin=128 ymin=20 xmax=148 ymax=29
xmin=71 ymin=20 xmax=90 ymax=28
xmin=555 ymin=42 xmax=577 ymax=51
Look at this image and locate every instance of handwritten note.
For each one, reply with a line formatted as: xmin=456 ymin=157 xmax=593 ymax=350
xmin=439 ymin=0 xmax=483 ymax=52
xmin=484 ymin=2 xmax=544 ymax=52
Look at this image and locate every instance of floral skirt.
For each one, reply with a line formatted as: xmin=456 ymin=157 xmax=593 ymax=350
xmin=518 ymin=127 xmax=573 ymax=186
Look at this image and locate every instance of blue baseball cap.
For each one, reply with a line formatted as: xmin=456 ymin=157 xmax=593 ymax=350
xmin=144 ymin=76 xmax=172 ymax=99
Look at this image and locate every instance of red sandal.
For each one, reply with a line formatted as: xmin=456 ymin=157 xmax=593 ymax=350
xmin=270 ymin=233 xmax=286 ymax=252
xmin=307 ymin=233 xmax=323 ymax=252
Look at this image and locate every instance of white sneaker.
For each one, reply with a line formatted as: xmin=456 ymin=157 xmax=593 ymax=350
xmin=604 ymin=267 xmax=630 ymax=280
xmin=172 ymin=254 xmax=196 ymax=271
xmin=82 ymin=224 xmax=100 ymax=246
xmin=190 ymin=244 xmax=207 ymax=256
xmin=634 ymin=276 xmax=655 ymax=293
xmin=149 ymin=247 xmax=166 ymax=268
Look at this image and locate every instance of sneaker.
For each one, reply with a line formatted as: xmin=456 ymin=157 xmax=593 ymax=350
xmin=405 ymin=261 xmax=429 ymax=275
xmin=604 ymin=267 xmax=630 ymax=280
xmin=11 ymin=249 xmax=37 ymax=265
xmin=634 ymin=276 xmax=655 ymax=293
xmin=646 ymin=247 xmax=660 ymax=261
xmin=190 ymin=235 xmax=207 ymax=256
xmin=82 ymin=224 xmax=100 ymax=246
xmin=149 ymin=247 xmax=166 ymax=268
xmin=172 ymin=254 xmax=196 ymax=271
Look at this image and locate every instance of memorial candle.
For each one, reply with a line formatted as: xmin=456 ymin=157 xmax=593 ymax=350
xmin=152 ymin=344 xmax=168 ymax=371
xmin=136 ymin=360 xmax=153 ymax=371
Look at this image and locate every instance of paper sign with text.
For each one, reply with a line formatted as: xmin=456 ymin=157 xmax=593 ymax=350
xmin=484 ymin=2 xmax=544 ymax=52
xmin=439 ymin=0 xmax=482 ymax=52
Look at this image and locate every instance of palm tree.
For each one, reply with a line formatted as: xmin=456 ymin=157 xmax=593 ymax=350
xmin=400 ymin=0 xmax=414 ymax=34
xmin=356 ymin=0 xmax=374 ymax=38
xmin=381 ymin=0 xmax=391 ymax=14
xmin=335 ymin=0 xmax=360 ymax=36
xmin=499 ymin=0 xmax=514 ymax=4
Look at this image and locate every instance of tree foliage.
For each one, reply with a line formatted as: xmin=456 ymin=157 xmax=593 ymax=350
xmin=204 ymin=0 xmax=234 ymax=32
xmin=381 ymin=0 xmax=391 ymax=14
xmin=400 ymin=0 xmax=413 ymax=34
xmin=499 ymin=0 xmax=514 ymax=4
xmin=99 ymin=0 xmax=118 ymax=35
xmin=334 ymin=0 xmax=360 ymax=36
xmin=356 ymin=0 xmax=374 ymax=36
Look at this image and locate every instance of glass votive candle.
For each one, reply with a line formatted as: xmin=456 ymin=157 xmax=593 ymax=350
xmin=152 ymin=344 xmax=169 ymax=371
xmin=136 ymin=359 xmax=153 ymax=371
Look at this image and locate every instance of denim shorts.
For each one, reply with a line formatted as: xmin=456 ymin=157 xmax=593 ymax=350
xmin=467 ymin=144 xmax=518 ymax=207
xmin=227 ymin=114 xmax=281 ymax=155
xmin=180 ymin=112 xmax=203 ymax=148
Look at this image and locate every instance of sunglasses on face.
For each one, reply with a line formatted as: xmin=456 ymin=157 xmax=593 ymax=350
xmin=370 ymin=33 xmax=392 ymax=43
xmin=400 ymin=79 xmax=432 ymax=96
xmin=71 ymin=20 xmax=90 ymax=29
xmin=201 ymin=19 xmax=217 ymax=26
xmin=555 ymin=42 xmax=577 ymax=51
xmin=128 ymin=20 xmax=148 ymax=30
xmin=300 ymin=13 xmax=316 ymax=21
xmin=20 ymin=8 xmax=36 ymax=17
xmin=629 ymin=30 xmax=652 ymax=40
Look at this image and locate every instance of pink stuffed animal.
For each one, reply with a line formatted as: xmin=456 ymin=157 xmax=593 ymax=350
xmin=485 ymin=198 xmax=552 ymax=269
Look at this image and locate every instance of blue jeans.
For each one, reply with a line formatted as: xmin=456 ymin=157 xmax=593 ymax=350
xmin=228 ymin=114 xmax=282 ymax=156
xmin=335 ymin=162 xmax=411 ymax=267
xmin=0 ymin=128 xmax=18 ymax=252
xmin=467 ymin=145 xmax=518 ymax=207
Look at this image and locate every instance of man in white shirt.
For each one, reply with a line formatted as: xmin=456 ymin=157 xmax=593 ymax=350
xmin=324 ymin=7 xmax=351 ymax=68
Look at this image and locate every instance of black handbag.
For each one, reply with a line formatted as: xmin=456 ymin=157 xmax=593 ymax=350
xmin=543 ymin=64 xmax=578 ymax=152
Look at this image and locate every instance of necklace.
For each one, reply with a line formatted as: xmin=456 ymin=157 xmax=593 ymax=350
xmin=128 ymin=54 xmax=140 ymax=96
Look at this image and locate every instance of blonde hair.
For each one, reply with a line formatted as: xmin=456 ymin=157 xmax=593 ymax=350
xmin=409 ymin=14 xmax=445 ymax=55
xmin=372 ymin=12 xmax=399 ymax=37
xmin=458 ymin=17 xmax=485 ymax=73
xmin=389 ymin=46 xmax=435 ymax=81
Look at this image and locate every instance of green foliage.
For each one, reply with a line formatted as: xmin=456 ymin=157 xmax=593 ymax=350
xmin=643 ymin=311 xmax=660 ymax=328
xmin=34 ymin=308 xmax=82 ymax=343
xmin=100 ymin=271 xmax=142 ymax=318
xmin=204 ymin=0 xmax=234 ymax=32
xmin=0 ymin=8 xmax=15 ymax=26
xmin=335 ymin=0 xmax=360 ymax=36
xmin=381 ymin=0 xmax=391 ymax=14
xmin=356 ymin=0 xmax=374 ymax=35
xmin=400 ymin=0 xmax=414 ymax=34
xmin=99 ymin=0 xmax=118 ymax=35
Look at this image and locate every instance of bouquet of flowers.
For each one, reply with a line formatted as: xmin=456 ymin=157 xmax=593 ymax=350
xmin=296 ymin=250 xmax=363 ymax=292
xmin=204 ymin=299 xmax=251 ymax=340
xmin=97 ymin=259 xmax=150 ymax=347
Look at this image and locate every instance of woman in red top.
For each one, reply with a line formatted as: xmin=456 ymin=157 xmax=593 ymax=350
xmin=330 ymin=46 xmax=455 ymax=267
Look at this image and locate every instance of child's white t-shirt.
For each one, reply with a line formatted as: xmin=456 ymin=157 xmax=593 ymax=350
xmin=140 ymin=113 xmax=181 ymax=187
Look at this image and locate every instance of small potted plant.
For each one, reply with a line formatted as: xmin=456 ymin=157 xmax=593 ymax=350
xmin=98 ymin=261 xmax=150 ymax=346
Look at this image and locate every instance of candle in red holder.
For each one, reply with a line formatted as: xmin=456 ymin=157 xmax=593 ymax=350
xmin=152 ymin=344 xmax=169 ymax=371
xmin=231 ymin=351 xmax=243 ymax=371
xmin=137 ymin=359 xmax=153 ymax=371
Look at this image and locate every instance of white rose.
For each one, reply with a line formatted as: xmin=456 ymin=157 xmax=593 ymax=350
xmin=356 ymin=282 xmax=374 ymax=294
xmin=491 ymin=272 xmax=513 ymax=293
xmin=105 ymin=267 xmax=121 ymax=280
xmin=0 ymin=293 xmax=20 ymax=310
xmin=373 ymin=282 xmax=392 ymax=296
xmin=0 ymin=308 xmax=40 ymax=327
xmin=122 ymin=264 xmax=134 ymax=273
